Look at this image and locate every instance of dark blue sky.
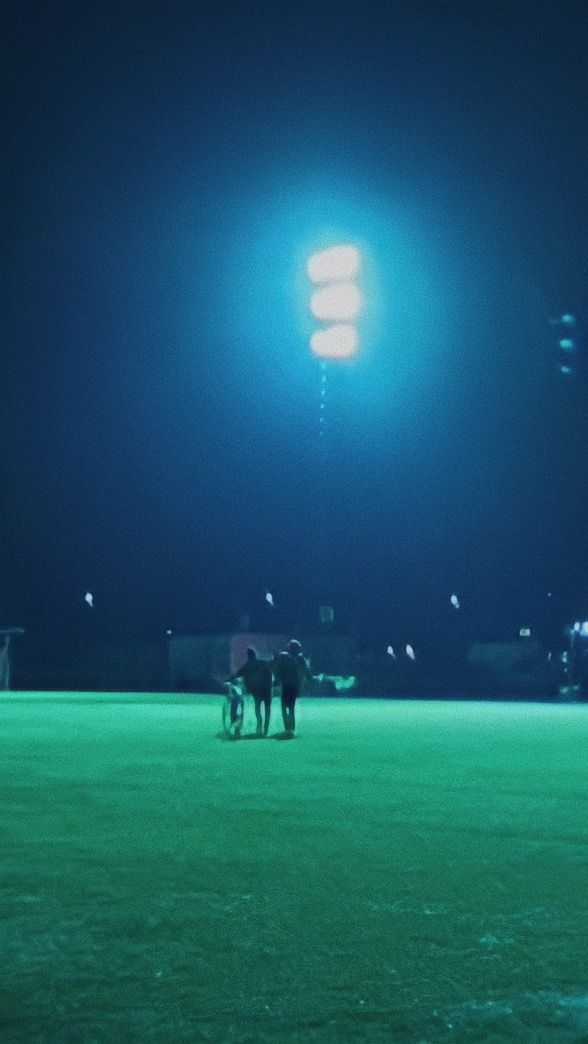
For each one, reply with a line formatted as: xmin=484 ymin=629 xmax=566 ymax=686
xmin=2 ymin=1 xmax=588 ymax=647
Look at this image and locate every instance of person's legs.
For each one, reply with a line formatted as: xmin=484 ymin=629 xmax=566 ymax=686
xmin=253 ymin=696 xmax=263 ymax=735
xmin=281 ymin=694 xmax=289 ymax=732
xmin=282 ymin=686 xmax=298 ymax=734
xmin=262 ymin=694 xmax=272 ymax=735
xmin=230 ymin=693 xmax=243 ymax=737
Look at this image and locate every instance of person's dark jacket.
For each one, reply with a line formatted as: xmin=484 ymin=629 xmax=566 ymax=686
xmin=273 ymin=650 xmax=311 ymax=693
xmin=231 ymin=658 xmax=273 ymax=696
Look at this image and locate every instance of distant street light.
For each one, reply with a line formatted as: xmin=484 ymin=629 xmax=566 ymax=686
xmin=550 ymin=313 xmax=577 ymax=376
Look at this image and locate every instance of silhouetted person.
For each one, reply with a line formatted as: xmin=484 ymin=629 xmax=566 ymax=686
xmin=229 ymin=647 xmax=273 ymax=736
xmin=273 ymin=639 xmax=311 ymax=736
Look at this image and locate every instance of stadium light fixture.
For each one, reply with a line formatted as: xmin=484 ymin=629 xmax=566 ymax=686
xmin=310 ymin=323 xmax=358 ymax=359
xmin=310 ymin=282 xmax=363 ymax=322
xmin=307 ymin=244 xmax=360 ymax=284
xmin=307 ymin=244 xmax=362 ymax=359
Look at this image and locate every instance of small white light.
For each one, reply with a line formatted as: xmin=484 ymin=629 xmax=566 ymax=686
xmin=84 ymin=592 xmax=93 ymax=607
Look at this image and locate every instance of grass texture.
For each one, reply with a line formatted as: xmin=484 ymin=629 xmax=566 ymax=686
xmin=1 ymin=694 xmax=587 ymax=1042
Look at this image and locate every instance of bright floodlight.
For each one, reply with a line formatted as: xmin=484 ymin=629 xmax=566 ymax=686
xmin=310 ymin=282 xmax=363 ymax=322
xmin=311 ymin=324 xmax=358 ymax=359
xmin=307 ymin=244 xmax=361 ymax=284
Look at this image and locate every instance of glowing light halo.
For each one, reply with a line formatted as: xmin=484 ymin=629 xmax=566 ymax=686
xmin=307 ymin=244 xmax=361 ymax=284
xmin=310 ymin=282 xmax=363 ymax=322
xmin=310 ymin=324 xmax=358 ymax=359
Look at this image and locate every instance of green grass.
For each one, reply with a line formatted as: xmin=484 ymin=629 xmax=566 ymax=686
xmin=1 ymin=694 xmax=587 ymax=1042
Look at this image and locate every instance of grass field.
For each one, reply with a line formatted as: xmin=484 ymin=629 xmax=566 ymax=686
xmin=1 ymin=694 xmax=587 ymax=1043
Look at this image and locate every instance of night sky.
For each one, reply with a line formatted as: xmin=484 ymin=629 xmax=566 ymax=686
xmin=2 ymin=1 xmax=588 ymax=652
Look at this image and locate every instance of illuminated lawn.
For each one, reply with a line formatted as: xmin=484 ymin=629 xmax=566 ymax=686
xmin=1 ymin=695 xmax=587 ymax=1042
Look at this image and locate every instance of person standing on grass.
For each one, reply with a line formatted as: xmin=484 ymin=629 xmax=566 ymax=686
xmin=228 ymin=647 xmax=274 ymax=736
xmin=272 ymin=639 xmax=311 ymax=736
xmin=222 ymin=681 xmax=244 ymax=738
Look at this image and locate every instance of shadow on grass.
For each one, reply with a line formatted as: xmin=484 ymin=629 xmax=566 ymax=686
xmin=214 ymin=730 xmax=296 ymax=741
xmin=215 ymin=730 xmax=268 ymax=741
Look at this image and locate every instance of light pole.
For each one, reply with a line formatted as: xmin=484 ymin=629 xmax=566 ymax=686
xmin=307 ymin=244 xmax=363 ymax=453
xmin=306 ymin=244 xmax=363 ymax=623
